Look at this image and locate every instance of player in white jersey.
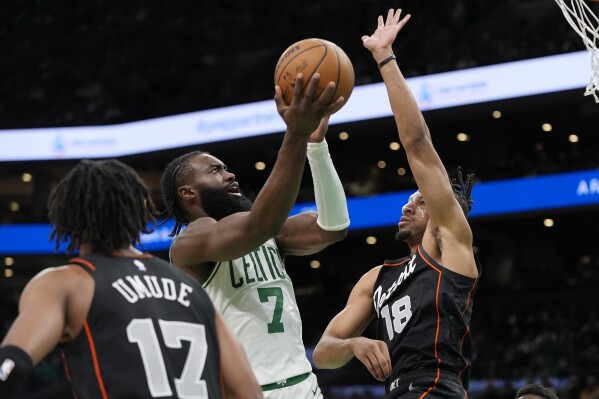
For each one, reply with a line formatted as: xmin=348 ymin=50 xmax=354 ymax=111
xmin=161 ymin=74 xmax=350 ymax=398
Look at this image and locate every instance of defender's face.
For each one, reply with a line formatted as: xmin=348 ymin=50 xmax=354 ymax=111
xmin=396 ymin=191 xmax=429 ymax=242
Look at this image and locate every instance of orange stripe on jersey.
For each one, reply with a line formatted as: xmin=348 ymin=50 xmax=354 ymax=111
xmin=61 ymin=352 xmax=72 ymax=382
xmin=459 ymin=326 xmax=470 ymax=353
xmin=458 ymin=327 xmax=471 ymax=377
xmin=461 ymin=277 xmax=478 ymax=315
xmin=383 ymin=259 xmax=410 ymax=267
xmin=60 ymin=352 xmax=80 ymax=399
xmin=70 ymin=258 xmax=96 ymax=271
xmin=83 ymin=321 xmax=108 ymax=399
xmin=417 ymin=245 xmax=443 ymax=398
xmin=418 ymin=366 xmax=441 ymax=399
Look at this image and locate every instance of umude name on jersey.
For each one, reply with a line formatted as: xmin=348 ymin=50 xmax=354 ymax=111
xmin=112 ymin=275 xmax=193 ymax=307
xmin=373 ymin=255 xmax=417 ymax=315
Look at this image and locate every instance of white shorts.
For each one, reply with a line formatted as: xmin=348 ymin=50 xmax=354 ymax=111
xmin=262 ymin=372 xmax=323 ymax=399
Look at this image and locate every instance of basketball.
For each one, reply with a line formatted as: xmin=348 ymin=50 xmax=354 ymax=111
xmin=274 ymin=38 xmax=355 ymax=107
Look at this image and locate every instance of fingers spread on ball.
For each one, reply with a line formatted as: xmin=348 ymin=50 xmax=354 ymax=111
xmin=304 ymin=73 xmax=320 ymax=100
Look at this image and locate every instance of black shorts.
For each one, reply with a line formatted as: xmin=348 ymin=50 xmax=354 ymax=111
xmin=386 ymin=370 xmax=468 ymax=399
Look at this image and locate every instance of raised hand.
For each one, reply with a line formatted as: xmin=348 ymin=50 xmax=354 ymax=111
xmin=309 ymin=116 xmax=330 ymax=143
xmin=361 ymin=8 xmax=411 ymax=53
xmin=274 ymin=73 xmax=344 ymax=139
xmin=350 ymin=337 xmax=392 ymax=382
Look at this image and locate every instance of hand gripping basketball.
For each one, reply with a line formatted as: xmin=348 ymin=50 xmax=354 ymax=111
xmin=274 ymin=38 xmax=355 ymax=108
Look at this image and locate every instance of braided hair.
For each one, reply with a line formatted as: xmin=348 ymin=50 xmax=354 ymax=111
xmin=48 ymin=159 xmax=157 ymax=254
xmin=515 ymin=384 xmax=559 ymax=399
xmin=450 ymin=166 xmax=475 ymax=217
xmin=160 ymin=151 xmax=205 ymax=237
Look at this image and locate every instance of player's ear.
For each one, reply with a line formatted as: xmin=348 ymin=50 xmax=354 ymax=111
xmin=178 ymin=185 xmax=196 ymax=200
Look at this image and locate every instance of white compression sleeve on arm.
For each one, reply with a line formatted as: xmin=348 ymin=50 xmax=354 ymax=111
xmin=307 ymin=139 xmax=350 ymax=231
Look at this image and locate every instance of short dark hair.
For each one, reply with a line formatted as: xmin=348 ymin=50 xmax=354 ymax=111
xmin=516 ymin=383 xmax=559 ymax=399
xmin=48 ymin=159 xmax=157 ymax=254
xmin=451 ymin=166 xmax=475 ymax=217
xmin=160 ymin=150 xmax=205 ymax=237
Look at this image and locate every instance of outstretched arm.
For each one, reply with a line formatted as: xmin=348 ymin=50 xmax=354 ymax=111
xmin=0 ymin=266 xmax=90 ymax=398
xmin=313 ymin=266 xmax=391 ymax=382
xmin=363 ymin=9 xmax=476 ymax=277
xmin=172 ymin=74 xmax=345 ymax=268
xmin=216 ymin=312 xmax=263 ymax=399
xmin=277 ymin=116 xmax=349 ymax=256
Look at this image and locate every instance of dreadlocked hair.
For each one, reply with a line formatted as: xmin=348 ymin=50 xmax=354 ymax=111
xmin=48 ymin=159 xmax=158 ymax=254
xmin=450 ymin=166 xmax=475 ymax=217
xmin=161 ymin=150 xmax=205 ymax=237
xmin=516 ymin=384 xmax=559 ymax=399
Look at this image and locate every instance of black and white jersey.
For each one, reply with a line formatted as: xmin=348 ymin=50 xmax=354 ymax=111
xmin=62 ymin=253 xmax=223 ymax=399
xmin=373 ymin=245 xmax=480 ymax=398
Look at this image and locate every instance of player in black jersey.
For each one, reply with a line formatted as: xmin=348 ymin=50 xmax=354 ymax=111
xmin=313 ymin=9 xmax=480 ymax=399
xmin=0 ymin=159 xmax=261 ymax=399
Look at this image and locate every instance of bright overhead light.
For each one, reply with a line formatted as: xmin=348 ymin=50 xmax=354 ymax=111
xmin=4 ymin=257 xmax=14 ymax=266
xmin=543 ymin=218 xmax=554 ymax=227
xmin=457 ymin=133 xmax=470 ymax=142
xmin=254 ymin=162 xmax=266 ymax=171
xmin=338 ymin=132 xmax=349 ymax=141
xmin=568 ymin=134 xmax=579 ymax=143
xmin=492 ymin=110 xmax=502 ymax=119
xmin=309 ymin=260 xmax=321 ymax=269
xmin=377 ymin=161 xmax=386 ymax=169
xmin=9 ymin=202 xmax=20 ymax=212
xmin=397 ymin=167 xmax=406 ymax=176
xmin=542 ymin=123 xmax=552 ymax=132
xmin=4 ymin=269 xmax=13 ymax=278
xmin=366 ymin=236 xmax=377 ymax=245
xmin=389 ymin=142 xmax=401 ymax=150
xmin=22 ymin=173 xmax=33 ymax=182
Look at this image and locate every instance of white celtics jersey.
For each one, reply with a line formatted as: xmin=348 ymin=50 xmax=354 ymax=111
xmin=202 ymin=238 xmax=312 ymax=385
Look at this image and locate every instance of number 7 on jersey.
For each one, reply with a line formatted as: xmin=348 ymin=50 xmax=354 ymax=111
xmin=257 ymin=286 xmax=285 ymax=333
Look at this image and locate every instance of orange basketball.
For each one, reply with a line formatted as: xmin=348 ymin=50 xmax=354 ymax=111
xmin=274 ymin=38 xmax=355 ymax=107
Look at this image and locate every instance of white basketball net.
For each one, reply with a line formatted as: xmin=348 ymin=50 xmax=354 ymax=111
xmin=554 ymin=0 xmax=599 ymax=102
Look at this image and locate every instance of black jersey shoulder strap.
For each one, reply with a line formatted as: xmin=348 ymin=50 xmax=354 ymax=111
xmin=68 ymin=256 xmax=98 ymax=275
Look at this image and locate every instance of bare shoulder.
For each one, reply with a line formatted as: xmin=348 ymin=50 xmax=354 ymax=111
xmin=364 ymin=265 xmax=383 ymax=280
xmin=20 ymin=264 xmax=93 ymax=309
xmin=354 ymin=265 xmax=383 ymax=295
xmin=170 ymin=234 xmax=216 ymax=284
xmin=175 ymin=217 xmax=217 ymax=243
xmin=27 ymin=264 xmax=90 ymax=288
xmin=170 ymin=217 xmax=217 ymax=264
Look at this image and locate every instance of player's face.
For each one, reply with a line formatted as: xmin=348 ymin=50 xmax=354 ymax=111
xmin=396 ymin=190 xmax=428 ymax=242
xmin=187 ymin=154 xmax=253 ymax=220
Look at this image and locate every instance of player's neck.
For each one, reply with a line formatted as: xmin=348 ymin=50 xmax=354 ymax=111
xmin=185 ymin=206 xmax=207 ymax=223
xmin=408 ymin=243 xmax=419 ymax=255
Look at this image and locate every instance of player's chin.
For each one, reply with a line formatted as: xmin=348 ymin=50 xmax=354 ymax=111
xmin=395 ymin=229 xmax=411 ymax=241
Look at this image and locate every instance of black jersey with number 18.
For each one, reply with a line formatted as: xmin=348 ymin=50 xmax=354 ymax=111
xmin=61 ymin=253 xmax=223 ymax=399
xmin=373 ymin=245 xmax=480 ymax=398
